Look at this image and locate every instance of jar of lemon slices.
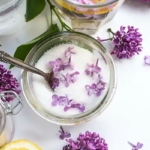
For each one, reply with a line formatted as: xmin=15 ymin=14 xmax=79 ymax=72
xmin=0 ymin=91 xmax=23 ymax=148
xmin=51 ymin=0 xmax=124 ymax=34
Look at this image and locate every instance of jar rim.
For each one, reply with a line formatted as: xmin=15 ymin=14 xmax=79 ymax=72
xmin=0 ymin=0 xmax=23 ymax=16
xmin=59 ymin=0 xmax=119 ymax=8
xmin=21 ymin=31 xmax=117 ymax=125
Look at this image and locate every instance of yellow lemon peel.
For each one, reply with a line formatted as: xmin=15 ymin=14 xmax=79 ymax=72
xmin=1 ymin=140 xmax=41 ymax=150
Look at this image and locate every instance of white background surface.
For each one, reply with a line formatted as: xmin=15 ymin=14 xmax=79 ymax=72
xmin=0 ymin=0 xmax=150 ymax=149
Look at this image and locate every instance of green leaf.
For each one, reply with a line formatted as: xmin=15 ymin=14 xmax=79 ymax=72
xmin=10 ymin=24 xmax=60 ymax=69
xmin=25 ymin=0 xmax=46 ymax=22
xmin=25 ymin=23 xmax=60 ymax=45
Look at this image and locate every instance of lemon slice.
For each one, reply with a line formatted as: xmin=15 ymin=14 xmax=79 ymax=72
xmin=1 ymin=140 xmax=42 ymax=150
xmin=0 ymin=132 xmax=7 ymax=147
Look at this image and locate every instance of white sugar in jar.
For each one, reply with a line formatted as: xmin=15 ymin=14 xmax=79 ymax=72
xmin=33 ymin=44 xmax=109 ymax=116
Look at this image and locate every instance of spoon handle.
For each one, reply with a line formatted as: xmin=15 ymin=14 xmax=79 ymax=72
xmin=0 ymin=51 xmax=45 ymax=77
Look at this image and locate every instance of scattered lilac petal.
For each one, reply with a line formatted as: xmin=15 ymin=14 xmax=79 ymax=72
xmin=144 ymin=56 xmax=150 ymax=65
xmin=59 ymin=126 xmax=71 ymax=140
xmin=128 ymin=141 xmax=143 ymax=150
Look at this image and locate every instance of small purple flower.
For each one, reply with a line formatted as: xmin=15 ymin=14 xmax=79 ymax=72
xmin=65 ymin=47 xmax=75 ymax=58
xmin=51 ymin=94 xmax=70 ymax=106
xmin=63 ymin=131 xmax=108 ymax=150
xmin=85 ymin=74 xmax=106 ymax=97
xmin=110 ymin=26 xmax=143 ymax=59
xmin=64 ymin=102 xmax=85 ymax=112
xmin=59 ymin=126 xmax=71 ymax=140
xmin=52 ymin=94 xmax=85 ymax=113
xmin=69 ymin=71 xmax=80 ymax=83
xmin=63 ymin=56 xmax=74 ymax=70
xmin=61 ymin=74 xmax=70 ymax=87
xmin=61 ymin=72 xmax=80 ymax=87
xmin=51 ymin=95 xmax=60 ymax=106
xmin=0 ymin=64 xmax=21 ymax=102
xmin=49 ymin=58 xmax=63 ymax=74
xmin=51 ymin=78 xmax=59 ymax=89
xmin=128 ymin=141 xmax=143 ymax=150
xmin=144 ymin=56 xmax=150 ymax=65
xmin=85 ymin=58 xmax=101 ymax=76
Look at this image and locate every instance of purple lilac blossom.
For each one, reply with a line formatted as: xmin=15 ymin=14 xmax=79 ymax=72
xmin=52 ymin=94 xmax=70 ymax=106
xmin=51 ymin=77 xmax=59 ymax=89
xmin=144 ymin=56 xmax=150 ymax=65
xmin=52 ymin=94 xmax=85 ymax=112
xmin=63 ymin=131 xmax=108 ymax=150
xmin=49 ymin=58 xmax=63 ymax=74
xmin=64 ymin=102 xmax=85 ymax=112
xmin=0 ymin=64 xmax=21 ymax=102
xmin=85 ymin=58 xmax=101 ymax=76
xmin=65 ymin=47 xmax=75 ymax=58
xmin=110 ymin=26 xmax=143 ymax=59
xmin=85 ymin=74 xmax=106 ymax=97
xmin=63 ymin=56 xmax=74 ymax=70
xmin=59 ymin=126 xmax=71 ymax=140
xmin=61 ymin=71 xmax=79 ymax=87
xmin=128 ymin=142 xmax=143 ymax=150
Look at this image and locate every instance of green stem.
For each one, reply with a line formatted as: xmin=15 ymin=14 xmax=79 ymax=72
xmin=47 ymin=0 xmax=73 ymax=31
xmin=48 ymin=0 xmax=53 ymax=26
xmin=108 ymin=28 xmax=115 ymax=35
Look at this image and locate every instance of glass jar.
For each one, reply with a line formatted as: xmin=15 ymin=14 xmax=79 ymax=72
xmin=0 ymin=0 xmax=25 ymax=35
xmin=51 ymin=0 xmax=124 ymax=34
xmin=21 ymin=31 xmax=117 ymax=125
xmin=0 ymin=91 xmax=23 ymax=148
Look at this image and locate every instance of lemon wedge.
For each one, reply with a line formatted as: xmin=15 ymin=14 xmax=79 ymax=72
xmin=1 ymin=140 xmax=42 ymax=150
xmin=0 ymin=132 xmax=7 ymax=147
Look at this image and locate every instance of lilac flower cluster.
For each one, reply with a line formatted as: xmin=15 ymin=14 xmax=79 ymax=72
xmin=52 ymin=94 xmax=85 ymax=112
xmin=0 ymin=64 xmax=21 ymax=102
xmin=110 ymin=26 xmax=142 ymax=59
xmin=85 ymin=74 xmax=106 ymax=97
xmin=97 ymin=26 xmax=143 ymax=59
xmin=63 ymin=131 xmax=108 ymax=150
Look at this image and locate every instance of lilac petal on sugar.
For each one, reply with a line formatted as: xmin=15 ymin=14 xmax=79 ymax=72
xmin=51 ymin=100 xmax=58 ymax=106
xmin=52 ymin=94 xmax=59 ymax=101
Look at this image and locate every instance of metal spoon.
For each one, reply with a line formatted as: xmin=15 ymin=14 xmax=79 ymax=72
xmin=0 ymin=51 xmax=54 ymax=89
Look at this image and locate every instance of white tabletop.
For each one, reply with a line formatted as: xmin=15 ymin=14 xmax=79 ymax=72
xmin=1 ymin=0 xmax=150 ymax=149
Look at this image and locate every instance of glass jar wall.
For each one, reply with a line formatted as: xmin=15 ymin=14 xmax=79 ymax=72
xmin=51 ymin=0 xmax=124 ymax=34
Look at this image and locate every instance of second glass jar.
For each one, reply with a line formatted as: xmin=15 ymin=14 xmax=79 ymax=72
xmin=51 ymin=0 xmax=124 ymax=34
